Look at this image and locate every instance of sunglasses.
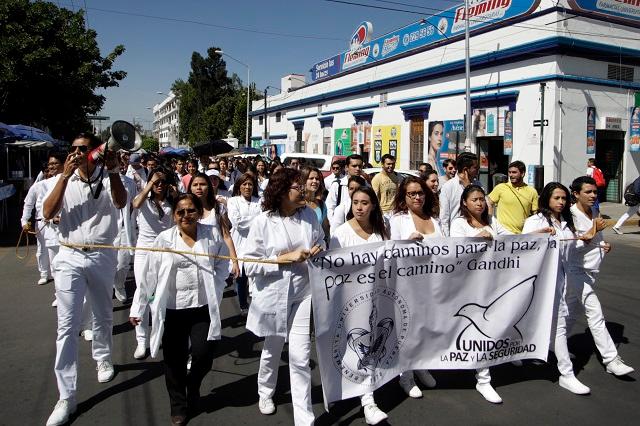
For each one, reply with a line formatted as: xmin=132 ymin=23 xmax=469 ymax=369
xmin=152 ymin=180 xmax=166 ymax=186
xmin=175 ymin=208 xmax=197 ymax=216
xmin=71 ymin=145 xmax=88 ymax=153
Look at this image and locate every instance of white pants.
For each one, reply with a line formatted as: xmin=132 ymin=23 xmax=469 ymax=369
xmin=554 ymin=270 xmax=618 ymax=376
xmin=133 ymin=250 xmax=150 ymax=346
xmin=53 ymin=247 xmax=117 ymax=400
xmin=475 ymin=368 xmax=491 ymax=384
xmin=35 ymin=229 xmax=51 ymax=279
xmin=258 ymin=296 xmax=314 ymax=426
xmin=614 ymin=205 xmax=640 ymax=229
xmin=114 ymin=229 xmax=132 ymax=293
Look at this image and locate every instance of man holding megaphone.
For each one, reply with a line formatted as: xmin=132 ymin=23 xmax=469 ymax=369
xmin=43 ymin=131 xmax=128 ymax=426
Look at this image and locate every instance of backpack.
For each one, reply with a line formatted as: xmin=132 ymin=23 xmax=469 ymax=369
xmin=624 ymin=182 xmax=640 ymax=206
xmin=591 ymin=166 xmax=606 ymax=188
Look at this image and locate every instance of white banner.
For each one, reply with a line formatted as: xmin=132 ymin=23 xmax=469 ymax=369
xmin=309 ymin=235 xmax=560 ymax=404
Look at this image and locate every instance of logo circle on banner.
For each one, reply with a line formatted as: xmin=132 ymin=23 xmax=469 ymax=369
xmin=332 ymin=287 xmax=410 ymax=385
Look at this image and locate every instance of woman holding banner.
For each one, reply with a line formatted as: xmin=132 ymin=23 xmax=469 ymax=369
xmin=389 ymin=176 xmax=441 ymax=398
xmin=243 ymin=168 xmax=324 ymax=425
xmin=450 ymin=184 xmax=511 ymax=404
xmin=330 ymin=186 xmax=389 ymax=425
xmin=329 ymin=175 xmax=367 ymax=236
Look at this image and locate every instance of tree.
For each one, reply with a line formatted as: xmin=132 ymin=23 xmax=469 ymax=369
xmin=0 ymin=0 xmax=126 ymax=140
xmin=140 ymin=135 xmax=159 ymax=153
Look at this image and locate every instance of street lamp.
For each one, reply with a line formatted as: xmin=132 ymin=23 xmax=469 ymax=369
xmin=215 ymin=49 xmax=250 ymax=148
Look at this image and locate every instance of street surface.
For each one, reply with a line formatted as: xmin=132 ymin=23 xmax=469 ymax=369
xmin=1 ymin=230 xmax=638 ymax=425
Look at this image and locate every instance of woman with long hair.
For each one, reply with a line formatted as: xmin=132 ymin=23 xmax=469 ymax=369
xmin=188 ymin=173 xmax=240 ymax=278
xmin=424 ymin=169 xmax=440 ymax=216
xmin=243 ymin=168 xmax=324 ymax=425
xmin=181 ymin=159 xmax=199 ymax=191
xmin=130 ymin=167 xmax=176 ymax=360
xmin=329 ymin=175 xmax=367 ymax=235
xmin=389 ymin=176 xmax=441 ymax=398
xmin=449 ymin=184 xmax=510 ymax=404
xmin=301 ymin=166 xmax=330 ymax=241
xmin=329 ymin=186 xmax=389 ymax=424
xmin=227 ymin=173 xmax=262 ymax=313
xmin=255 ymin=159 xmax=269 ymax=196
xmin=129 ymin=193 xmax=228 ymax=425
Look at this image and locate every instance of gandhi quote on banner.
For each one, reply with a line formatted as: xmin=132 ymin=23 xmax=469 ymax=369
xmin=309 ymin=235 xmax=559 ymax=404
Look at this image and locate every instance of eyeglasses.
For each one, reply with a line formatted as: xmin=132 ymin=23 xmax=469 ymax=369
xmin=175 ymin=208 xmax=197 ymax=216
xmin=152 ymin=180 xmax=166 ymax=186
xmin=71 ymin=145 xmax=88 ymax=153
xmin=290 ymin=185 xmax=305 ymax=192
xmin=331 ymin=166 xmax=341 ymax=170
xmin=406 ymin=191 xmax=425 ymax=199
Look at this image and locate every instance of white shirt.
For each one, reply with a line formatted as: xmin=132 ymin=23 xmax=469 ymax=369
xmin=324 ymin=173 xmax=344 ymax=193
xmin=523 ymin=212 xmax=573 ymax=265
xmin=48 ymin=168 xmax=121 ymax=245
xmin=330 ymin=221 xmax=384 ymax=248
xmin=569 ymin=204 xmax=605 ymax=272
xmin=21 ymin=180 xmax=46 ymax=227
xmin=439 ymin=175 xmax=467 ymax=236
xmin=329 ymin=202 xmax=350 ymax=235
xmin=118 ymin=174 xmax=138 ymax=247
xmin=326 ymin=175 xmax=352 ymax=221
xmin=227 ymin=196 xmax=262 ymax=257
xmin=167 ymin=235 xmax=208 ymax=310
xmin=449 ymin=216 xmax=511 ymax=238
xmin=136 ymin=197 xmax=173 ymax=245
xmin=389 ymin=211 xmax=444 ymax=240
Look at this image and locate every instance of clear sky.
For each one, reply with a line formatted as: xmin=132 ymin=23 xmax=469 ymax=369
xmin=55 ymin=0 xmax=455 ymax=131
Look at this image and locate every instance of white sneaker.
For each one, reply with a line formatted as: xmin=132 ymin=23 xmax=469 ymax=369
xmin=258 ymin=397 xmax=276 ymax=415
xmin=38 ymin=277 xmax=49 ymax=285
xmin=612 ymin=227 xmax=623 ymax=235
xmin=133 ymin=343 xmax=147 ymax=360
xmin=81 ymin=330 xmax=93 ymax=341
xmin=606 ymin=356 xmax=635 ymax=376
xmin=399 ymin=374 xmax=422 ymax=398
xmin=46 ymin=399 xmax=77 ymax=426
xmin=51 ymin=299 xmax=57 ymax=307
xmin=114 ymin=286 xmax=127 ymax=302
xmin=559 ymin=375 xmax=590 ymax=395
xmin=476 ymin=383 xmax=503 ymax=404
xmin=363 ymin=403 xmax=388 ymax=425
xmin=415 ymin=369 xmax=437 ymax=388
xmin=97 ymin=360 xmax=115 ymax=383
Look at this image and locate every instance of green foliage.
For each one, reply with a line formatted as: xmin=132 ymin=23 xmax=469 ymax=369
xmin=141 ymin=135 xmax=159 ymax=153
xmin=0 ymin=0 xmax=126 ymax=140
xmin=172 ymin=48 xmax=254 ymax=146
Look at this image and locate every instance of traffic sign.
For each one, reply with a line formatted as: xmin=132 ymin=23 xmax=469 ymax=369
xmin=533 ymin=119 xmax=548 ymax=127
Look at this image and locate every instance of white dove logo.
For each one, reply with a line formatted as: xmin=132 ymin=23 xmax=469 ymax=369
xmin=454 ymin=275 xmax=536 ymax=346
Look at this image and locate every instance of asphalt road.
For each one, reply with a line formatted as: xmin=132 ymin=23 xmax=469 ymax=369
xmin=1 ymin=231 xmax=638 ymax=426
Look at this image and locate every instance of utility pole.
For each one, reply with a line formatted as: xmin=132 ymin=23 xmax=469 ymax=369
xmin=535 ymin=82 xmax=546 ymax=192
xmin=464 ymin=0 xmax=472 ymax=153
xmin=264 ymin=88 xmax=268 ymax=144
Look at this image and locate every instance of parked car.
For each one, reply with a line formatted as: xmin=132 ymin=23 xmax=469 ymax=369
xmin=280 ymin=153 xmax=346 ymax=177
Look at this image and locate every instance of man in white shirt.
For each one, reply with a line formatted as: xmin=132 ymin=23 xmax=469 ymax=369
xmin=323 ymin=159 xmax=344 ymax=194
xmin=20 ymin=173 xmax=51 ymax=285
xmin=125 ymin=153 xmax=147 ymax=191
xmin=43 ymin=133 xmax=127 ymax=426
xmin=439 ymin=152 xmax=479 ymax=236
xmin=438 ymin=158 xmax=456 ymax=187
xmin=326 ymin=154 xmax=365 ymax=221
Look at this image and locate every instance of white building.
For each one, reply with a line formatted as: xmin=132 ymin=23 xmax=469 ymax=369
xmin=251 ymin=0 xmax=640 ymax=202
xmin=153 ymin=91 xmax=180 ymax=148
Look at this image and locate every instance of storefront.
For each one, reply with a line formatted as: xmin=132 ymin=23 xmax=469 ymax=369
xmin=251 ymin=0 xmax=640 ymax=199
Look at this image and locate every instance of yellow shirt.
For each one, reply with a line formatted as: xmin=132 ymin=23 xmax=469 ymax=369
xmin=488 ymin=182 xmax=538 ymax=234
xmin=371 ymin=171 xmax=399 ymax=213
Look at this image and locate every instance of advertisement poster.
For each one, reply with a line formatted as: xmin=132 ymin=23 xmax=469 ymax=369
xmin=352 ymin=123 xmax=372 ymax=154
xmin=371 ymin=125 xmax=401 ymax=167
xmin=569 ymin=0 xmax=640 ymax=26
xmin=334 ymin=128 xmax=353 ymax=156
xmin=310 ymin=0 xmax=541 ymax=81
xmin=631 ymin=107 xmax=640 ymax=152
xmin=265 ymin=143 xmax=284 ymax=160
xmin=428 ymin=120 xmax=464 ymax=175
xmin=472 ymin=108 xmax=498 ymax=139
xmin=504 ymin=111 xmax=514 ymax=156
xmin=586 ymin=107 xmax=596 ymax=155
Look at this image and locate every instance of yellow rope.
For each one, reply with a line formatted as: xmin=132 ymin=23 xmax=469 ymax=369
xmin=16 ymin=225 xmax=38 ymax=260
xmin=58 ymin=241 xmax=291 ymax=265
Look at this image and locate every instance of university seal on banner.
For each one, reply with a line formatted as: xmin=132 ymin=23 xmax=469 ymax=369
xmin=332 ymin=287 xmax=410 ymax=385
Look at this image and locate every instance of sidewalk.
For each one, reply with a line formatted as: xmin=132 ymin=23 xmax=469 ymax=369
xmin=600 ymin=201 xmax=639 ymax=228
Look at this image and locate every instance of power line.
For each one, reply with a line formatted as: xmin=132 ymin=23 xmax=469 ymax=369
xmin=56 ymin=3 xmax=347 ymax=42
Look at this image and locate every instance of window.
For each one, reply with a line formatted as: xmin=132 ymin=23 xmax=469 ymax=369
xmin=276 ymin=112 xmax=281 ymax=122
xmin=259 ymin=115 xmax=264 ymax=125
xmin=608 ymin=64 xmax=634 ymax=82
xmin=322 ymin=124 xmax=332 ymax=155
xmin=379 ymin=92 xmax=388 ymax=108
xmin=409 ymin=118 xmax=424 ymax=170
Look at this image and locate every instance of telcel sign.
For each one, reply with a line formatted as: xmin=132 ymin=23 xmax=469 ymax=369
xmin=310 ymin=0 xmax=541 ymax=82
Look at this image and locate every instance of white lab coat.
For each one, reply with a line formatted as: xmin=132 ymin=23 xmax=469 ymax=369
xmin=389 ymin=211 xmax=444 ymax=240
xmin=226 ymin=195 xmax=262 ymax=267
xmin=130 ymin=224 xmax=228 ymax=358
xmin=243 ymin=207 xmax=325 ymax=338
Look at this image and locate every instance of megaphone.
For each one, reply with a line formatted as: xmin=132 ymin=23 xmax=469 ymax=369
xmin=89 ymin=120 xmax=142 ymax=164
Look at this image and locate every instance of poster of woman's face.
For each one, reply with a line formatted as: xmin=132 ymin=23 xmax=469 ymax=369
xmin=269 ymin=144 xmax=278 ymax=160
xmin=473 ymin=110 xmax=486 ymax=137
xmin=428 ymin=121 xmax=444 ymax=154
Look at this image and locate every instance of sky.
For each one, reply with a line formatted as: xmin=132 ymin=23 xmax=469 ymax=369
xmin=52 ymin=0 xmax=457 ymax=131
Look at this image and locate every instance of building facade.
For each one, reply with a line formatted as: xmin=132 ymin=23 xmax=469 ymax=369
xmin=251 ymin=0 xmax=640 ymax=202
xmin=153 ymin=91 xmax=180 ymax=148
